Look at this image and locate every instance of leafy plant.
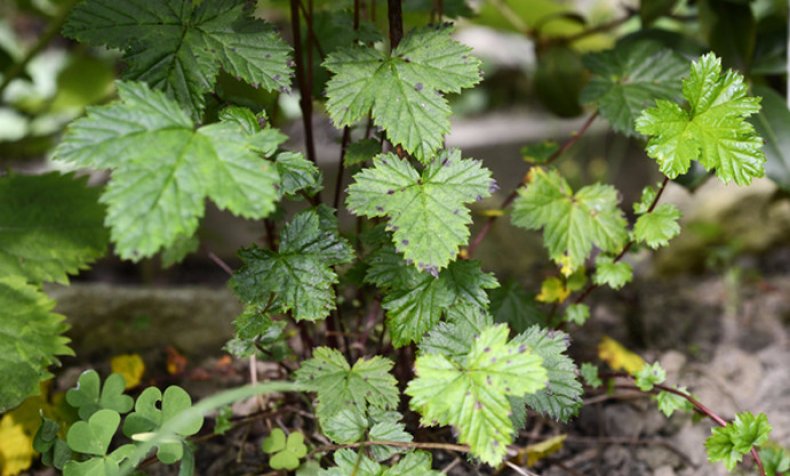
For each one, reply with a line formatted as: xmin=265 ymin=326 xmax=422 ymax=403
xmin=0 ymin=0 xmax=787 ymax=475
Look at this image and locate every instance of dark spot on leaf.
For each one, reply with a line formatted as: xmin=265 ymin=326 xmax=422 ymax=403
xmin=387 ymin=189 xmax=394 ymax=195
xmin=484 ymin=347 xmax=491 ymax=353
xmin=490 ymin=357 xmax=497 ymax=363
xmin=518 ymin=344 xmax=527 ymax=353
xmin=401 ymin=239 xmax=409 ymax=245
xmin=475 ymin=401 xmax=483 ymax=410
xmin=415 ymin=82 xmax=423 ymax=91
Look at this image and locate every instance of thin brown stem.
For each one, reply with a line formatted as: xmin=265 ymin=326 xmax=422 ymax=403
xmin=611 ymin=377 xmax=767 ymax=476
xmin=387 ymin=0 xmax=404 ymax=49
xmin=208 ymin=251 xmax=234 ymax=276
xmin=290 ymin=0 xmax=318 ymax=166
xmin=467 ymin=111 xmax=599 ymax=256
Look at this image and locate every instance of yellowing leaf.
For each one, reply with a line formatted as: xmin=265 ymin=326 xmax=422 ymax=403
xmin=519 ymin=434 xmax=567 ymax=467
xmin=0 ymin=415 xmax=34 ymax=476
xmin=536 ymin=277 xmax=570 ymax=303
xmin=598 ymin=336 xmax=645 ymax=374
xmin=110 ymin=354 xmax=145 ymax=389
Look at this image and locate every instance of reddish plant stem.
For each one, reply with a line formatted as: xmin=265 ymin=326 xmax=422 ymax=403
xmin=571 ymin=175 xmax=670 ymax=305
xmin=467 ymin=111 xmax=599 ymax=257
xmin=614 ymin=381 xmax=767 ymax=476
xmin=290 ymin=0 xmax=317 ymax=166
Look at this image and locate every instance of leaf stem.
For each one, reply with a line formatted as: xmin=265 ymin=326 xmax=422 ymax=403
xmin=606 ymin=374 xmax=767 ymax=476
xmin=571 ymin=175 xmax=670 ymax=304
xmin=387 ymin=0 xmax=404 ymax=49
xmin=467 ymin=111 xmax=599 ymax=256
xmin=290 ymin=0 xmax=318 ymax=167
xmin=0 ymin=0 xmax=78 ymax=100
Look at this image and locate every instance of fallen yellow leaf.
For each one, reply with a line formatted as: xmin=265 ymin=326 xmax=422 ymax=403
xmin=518 ymin=434 xmax=567 ymax=467
xmin=0 ymin=414 xmax=34 ymax=476
xmin=598 ymin=336 xmax=645 ymax=375
xmin=111 ymin=353 xmax=145 ymax=389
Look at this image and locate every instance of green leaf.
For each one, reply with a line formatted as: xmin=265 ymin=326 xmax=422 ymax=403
xmin=66 ymin=370 xmax=133 ymax=420
xmin=381 ymin=259 xmax=497 ymax=347
xmin=275 ymin=152 xmax=322 ymax=198
xmin=489 ymin=280 xmax=545 ymax=333
xmin=564 ymin=303 xmax=590 ymax=325
xmin=382 ymin=272 xmax=454 ymax=347
xmin=419 ymin=303 xmax=493 ymax=362
xmin=0 ymin=277 xmax=73 ymax=413
xmin=521 ymin=141 xmax=559 ymax=164
xmin=262 ymin=428 xmax=286 ymax=454
xmin=294 ymin=347 xmax=399 ymax=423
xmin=406 ymin=324 xmax=547 ymax=465
xmin=580 ymin=363 xmax=602 ymax=388
xmin=592 ymin=255 xmax=633 ymax=290
xmin=368 ymin=413 xmax=413 ymax=461
xmin=634 ymin=362 xmax=666 ymax=391
xmin=231 ymin=207 xmax=354 ymax=321
xmin=0 ymin=173 xmax=107 ymax=284
xmin=760 ymin=444 xmax=790 ymax=476
xmin=655 ymin=386 xmax=693 ymax=417
xmin=581 ymin=41 xmax=687 ymax=136
xmin=706 ymin=412 xmax=773 ymax=471
xmin=319 ymin=449 xmax=440 ymax=476
xmin=325 ymin=25 xmax=480 ymax=161
xmin=634 ymin=203 xmax=681 ymax=249
xmin=751 ymin=85 xmax=790 ymax=192
xmin=345 ymin=138 xmax=382 ymax=167
xmin=63 ymin=443 xmax=136 ymax=476
xmin=66 ymin=409 xmax=121 ymax=456
xmin=63 ymin=0 xmax=292 ymax=119
xmin=347 ymin=150 xmax=494 ymax=274
xmin=635 ymin=53 xmax=765 ymax=185
xmin=122 ymin=386 xmax=203 ymax=464
xmin=263 ymin=430 xmax=307 ymax=471
xmin=322 ymin=407 xmax=367 ymax=444
xmin=512 ymin=168 xmax=628 ymax=274
xmin=512 ymin=326 xmax=584 ymax=422
xmin=53 ymin=82 xmax=281 ymax=260
xmin=633 ymin=183 xmax=660 ymax=215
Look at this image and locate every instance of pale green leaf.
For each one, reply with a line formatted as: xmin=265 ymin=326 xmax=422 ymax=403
xmin=635 ymin=362 xmax=666 ymax=391
xmin=656 ymin=386 xmax=693 ymax=417
xmin=294 ymin=347 xmax=399 ymax=423
xmin=564 ymin=303 xmax=590 ymax=325
xmin=635 ymin=53 xmax=765 ymax=185
xmin=275 ymin=151 xmax=322 ymax=198
xmin=325 ymin=26 xmax=480 ymax=160
xmin=406 ymin=324 xmax=547 ymax=465
xmin=580 ymin=363 xmax=602 ymax=388
xmin=53 ymin=82 xmax=281 ymax=260
xmin=634 ymin=203 xmax=681 ymax=249
xmin=593 ymin=255 xmax=633 ymax=290
xmin=347 ymin=150 xmax=494 ymax=273
xmin=512 ymin=168 xmax=628 ymax=274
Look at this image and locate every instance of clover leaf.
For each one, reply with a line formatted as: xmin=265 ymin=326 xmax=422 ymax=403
xmin=262 ymin=428 xmax=308 ymax=470
xmin=66 ymin=370 xmax=134 ymax=420
xmin=122 ymin=386 xmax=204 ymax=464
